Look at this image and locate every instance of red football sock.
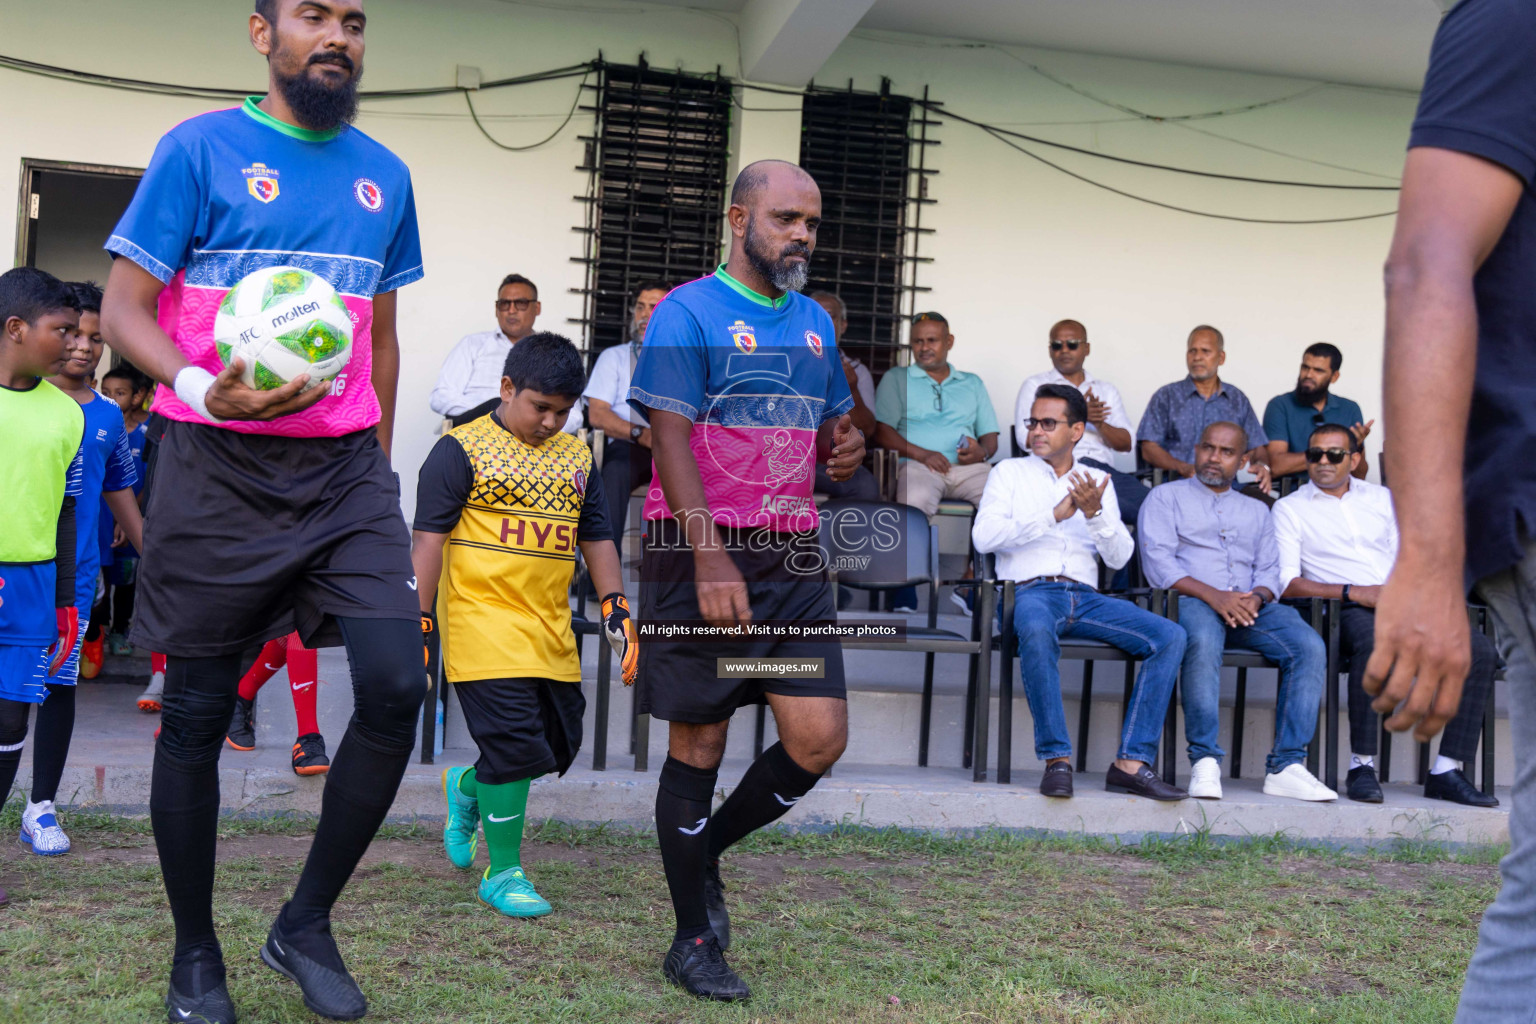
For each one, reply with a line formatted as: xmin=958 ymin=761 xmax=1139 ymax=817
xmin=150 ymin=652 xmax=166 ymax=674
xmin=286 ymin=638 xmax=320 ymax=738
xmin=237 ymin=636 xmax=289 ymax=701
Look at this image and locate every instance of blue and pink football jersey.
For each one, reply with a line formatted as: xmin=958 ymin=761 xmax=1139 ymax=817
xmin=627 ymin=268 xmax=853 ymax=533
xmin=105 ymin=98 xmax=424 ymax=438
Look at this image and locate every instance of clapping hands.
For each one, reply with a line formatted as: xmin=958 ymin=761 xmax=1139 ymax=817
xmin=1053 ymin=471 xmax=1110 ymax=522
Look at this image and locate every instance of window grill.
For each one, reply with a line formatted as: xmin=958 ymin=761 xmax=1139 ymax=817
xmin=573 ymin=60 xmax=732 ymax=361
xmin=799 ymin=81 xmax=937 ymax=377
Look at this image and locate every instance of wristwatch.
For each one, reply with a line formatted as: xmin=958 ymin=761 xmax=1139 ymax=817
xmin=630 ymin=425 xmax=643 ymax=441
xmin=1341 ymin=584 xmax=1352 ymax=604
xmin=1087 ymin=508 xmax=1103 ymax=519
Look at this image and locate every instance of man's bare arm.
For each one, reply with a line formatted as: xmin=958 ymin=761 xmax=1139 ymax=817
xmin=1266 ymin=441 xmax=1308 ymax=479
xmin=1099 ymin=422 xmax=1133 ymax=452
xmin=371 ymin=290 xmax=401 ymax=459
xmin=1139 ymin=440 xmax=1193 ymax=477
xmin=1365 ymin=146 xmax=1524 ymax=740
xmin=410 ymin=530 xmax=448 ymax=614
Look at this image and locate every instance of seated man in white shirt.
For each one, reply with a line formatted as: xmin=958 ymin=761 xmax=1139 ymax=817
xmin=1014 ymin=319 xmax=1145 ymax=523
xmin=429 ymin=273 xmax=581 ymax=432
xmin=584 ymin=280 xmax=670 ymax=549
xmin=973 ymin=384 xmax=1187 ymax=801
xmin=1272 ymin=422 xmax=1497 ymax=808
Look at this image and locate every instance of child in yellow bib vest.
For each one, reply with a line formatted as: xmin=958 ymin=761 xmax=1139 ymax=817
xmin=411 ymin=333 xmax=636 ymax=917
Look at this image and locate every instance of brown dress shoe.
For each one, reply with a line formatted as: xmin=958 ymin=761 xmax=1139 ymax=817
xmin=1105 ymin=763 xmax=1187 ymax=801
xmin=1039 ymin=761 xmax=1074 ymax=797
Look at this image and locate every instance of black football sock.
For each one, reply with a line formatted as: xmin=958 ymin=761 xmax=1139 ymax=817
xmin=656 ymin=755 xmax=718 ymax=943
xmin=0 ymin=697 xmax=30 ymax=811
xmin=280 ymin=618 xmax=424 ymax=973
xmin=151 ymin=654 xmax=242 ymax=992
xmin=707 ymin=741 xmax=821 ymax=863
xmin=29 ymin=683 xmax=76 ymax=804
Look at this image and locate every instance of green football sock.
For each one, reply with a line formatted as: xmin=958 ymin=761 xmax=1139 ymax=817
xmin=457 ymin=767 xmax=479 ymax=799
xmin=479 ymin=777 xmax=532 ymax=875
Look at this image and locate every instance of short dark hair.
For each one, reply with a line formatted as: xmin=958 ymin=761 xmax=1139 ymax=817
xmin=1308 ymin=422 xmax=1357 ymax=452
xmin=253 ymin=0 xmax=277 ymax=24
xmin=1189 ymin=324 xmax=1225 ymax=350
xmin=1304 ymin=342 xmax=1343 ymax=372
xmin=632 ymin=280 xmax=672 ymax=304
xmin=1034 ymin=383 xmax=1088 ymax=425
xmin=1201 ymin=420 xmax=1247 ymax=451
xmin=730 ymin=159 xmax=809 ymax=207
xmin=809 ymin=291 xmax=846 ymax=320
xmin=101 ymin=362 xmax=146 ymax=389
xmin=0 ymin=266 xmax=77 ymax=327
xmin=502 ymin=332 xmax=586 ymax=399
xmin=498 ymin=274 xmax=538 ymax=300
xmin=65 ymin=280 xmax=103 ymax=315
xmin=1049 ymin=318 xmax=1087 ymax=339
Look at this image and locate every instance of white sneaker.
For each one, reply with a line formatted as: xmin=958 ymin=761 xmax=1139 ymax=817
xmin=137 ymin=671 xmax=165 ymax=713
xmin=20 ymin=800 xmax=70 ymax=856
xmin=1263 ymin=763 xmax=1338 ymax=802
xmin=1188 ymin=757 xmax=1223 ymax=800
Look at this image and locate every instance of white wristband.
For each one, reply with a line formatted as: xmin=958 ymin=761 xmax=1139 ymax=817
xmin=173 ymin=365 xmax=224 ymax=423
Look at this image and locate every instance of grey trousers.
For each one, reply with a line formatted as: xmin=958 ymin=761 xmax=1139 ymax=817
xmin=1458 ymin=540 xmax=1536 ymax=1023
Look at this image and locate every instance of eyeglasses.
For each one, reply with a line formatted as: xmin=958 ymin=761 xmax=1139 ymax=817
xmin=1025 ymin=417 xmax=1073 ymax=431
xmin=1305 ymin=447 xmax=1351 ymax=464
xmin=1049 ymin=340 xmax=1083 ymax=352
xmin=931 ymin=381 xmax=943 ymax=411
xmin=496 ymin=298 xmax=535 ymax=312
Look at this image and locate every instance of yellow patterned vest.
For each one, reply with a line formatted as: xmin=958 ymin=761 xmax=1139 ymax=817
xmin=441 ymin=416 xmax=594 ymax=684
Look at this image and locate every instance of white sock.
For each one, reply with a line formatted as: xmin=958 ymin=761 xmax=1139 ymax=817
xmin=1349 ymin=754 xmax=1375 ymax=770
xmin=1430 ymin=755 xmax=1460 ymax=776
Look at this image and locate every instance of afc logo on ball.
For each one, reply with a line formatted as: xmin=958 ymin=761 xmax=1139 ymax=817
xmin=241 ymin=162 xmax=280 ymax=204
xmin=352 ymin=178 xmax=384 ymax=213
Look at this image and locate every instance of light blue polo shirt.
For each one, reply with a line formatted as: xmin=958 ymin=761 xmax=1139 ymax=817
xmin=875 ymin=363 xmax=999 ymax=465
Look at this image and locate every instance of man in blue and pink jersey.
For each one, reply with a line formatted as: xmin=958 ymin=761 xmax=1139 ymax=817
xmin=627 ymin=159 xmax=866 ymax=1002
xmin=99 ymin=3 xmax=425 ymax=1021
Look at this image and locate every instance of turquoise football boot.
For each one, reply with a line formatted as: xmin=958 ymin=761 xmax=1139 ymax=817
xmin=478 ymin=865 xmax=552 ymax=918
xmin=442 ymin=766 xmax=479 ymax=869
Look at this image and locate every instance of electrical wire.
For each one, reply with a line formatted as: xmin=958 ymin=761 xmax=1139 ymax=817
xmin=463 ymin=69 xmax=589 ymax=150
xmin=1164 ymin=120 xmax=1403 ymax=182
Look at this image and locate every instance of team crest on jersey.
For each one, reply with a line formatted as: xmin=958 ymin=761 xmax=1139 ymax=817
xmin=573 ymin=467 xmax=587 ymax=494
xmin=352 ymin=178 xmax=383 ymax=212
xmin=242 ymin=162 xmax=280 ymax=203
xmin=805 ymin=330 xmax=823 ymax=357
xmin=728 ymin=320 xmax=757 ymax=355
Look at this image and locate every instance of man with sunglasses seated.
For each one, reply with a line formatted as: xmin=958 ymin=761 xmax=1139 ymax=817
xmin=974 ymin=384 xmax=1187 ymax=801
xmin=1261 ymin=343 xmax=1373 ymax=488
xmin=1272 ymin=423 xmax=1497 ymax=807
xmin=429 ymin=273 xmax=582 ymax=431
xmin=1015 ymin=319 xmax=1144 ymax=524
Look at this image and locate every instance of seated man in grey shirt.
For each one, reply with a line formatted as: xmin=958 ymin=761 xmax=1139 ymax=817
xmin=1137 ymin=421 xmax=1333 ymax=803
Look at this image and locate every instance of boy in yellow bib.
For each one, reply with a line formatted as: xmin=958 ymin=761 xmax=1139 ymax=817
xmin=412 ymin=333 xmax=636 ymax=917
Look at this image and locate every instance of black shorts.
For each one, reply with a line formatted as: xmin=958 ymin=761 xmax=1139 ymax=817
xmin=636 ymin=519 xmax=846 ymax=724
xmin=130 ymin=421 xmax=419 ymax=658
xmin=454 ymin=677 xmax=586 ymax=782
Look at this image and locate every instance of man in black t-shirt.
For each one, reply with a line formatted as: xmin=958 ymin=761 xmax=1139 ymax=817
xmin=1369 ymin=1 xmax=1536 ymax=1018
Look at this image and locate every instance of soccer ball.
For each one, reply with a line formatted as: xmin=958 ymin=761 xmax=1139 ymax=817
xmin=213 ymin=265 xmax=353 ymax=391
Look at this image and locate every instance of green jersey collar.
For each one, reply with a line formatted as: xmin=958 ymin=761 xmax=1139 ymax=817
xmin=242 ymin=96 xmax=343 ymax=142
xmin=714 ymin=264 xmax=790 ymax=311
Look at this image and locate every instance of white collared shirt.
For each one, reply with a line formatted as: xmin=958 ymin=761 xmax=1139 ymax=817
xmin=429 ymin=327 xmax=581 ymax=433
xmin=1272 ymin=477 xmax=1398 ymax=595
xmin=971 ymin=456 xmax=1132 ymax=587
xmin=583 ymin=343 xmax=647 ymax=427
xmin=1015 ymin=368 xmax=1133 ymax=467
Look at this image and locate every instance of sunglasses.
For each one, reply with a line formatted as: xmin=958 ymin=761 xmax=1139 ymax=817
xmin=1049 ymin=340 xmax=1084 ymax=352
xmin=1305 ymin=447 xmax=1351 ymax=464
xmin=496 ymin=298 xmax=535 ymax=312
xmin=1025 ymin=417 xmax=1073 ymax=431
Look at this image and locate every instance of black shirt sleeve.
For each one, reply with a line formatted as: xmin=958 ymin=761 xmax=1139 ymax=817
xmin=412 ymin=435 xmax=475 ymax=533
xmin=1410 ymin=0 xmax=1536 ymax=184
xmin=576 ymin=462 xmax=612 ymax=543
xmin=54 ymin=495 xmax=76 ymax=608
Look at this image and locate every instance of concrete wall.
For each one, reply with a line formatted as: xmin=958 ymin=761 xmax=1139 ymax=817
xmin=0 ymin=2 xmax=1415 ymax=512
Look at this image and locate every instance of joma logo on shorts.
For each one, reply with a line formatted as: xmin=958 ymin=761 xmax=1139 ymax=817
xmin=270 ymin=300 xmax=320 ymax=328
xmin=760 ymin=493 xmax=811 ymax=517
xmin=499 ymin=516 xmax=573 ymax=552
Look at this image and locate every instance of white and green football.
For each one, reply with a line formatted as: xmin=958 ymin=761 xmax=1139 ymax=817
xmin=213 ymin=265 xmax=353 ymax=392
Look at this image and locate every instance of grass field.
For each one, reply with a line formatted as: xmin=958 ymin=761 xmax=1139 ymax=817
xmin=0 ymin=804 xmax=1504 ymax=1024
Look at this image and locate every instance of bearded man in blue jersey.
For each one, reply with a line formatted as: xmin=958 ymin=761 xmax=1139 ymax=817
xmin=628 ymin=160 xmax=866 ymax=1001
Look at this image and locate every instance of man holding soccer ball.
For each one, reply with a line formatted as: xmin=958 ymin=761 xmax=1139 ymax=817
xmin=100 ymin=2 xmax=423 ymax=1020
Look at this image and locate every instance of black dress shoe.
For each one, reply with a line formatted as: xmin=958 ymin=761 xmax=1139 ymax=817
xmin=1105 ymin=763 xmax=1187 ymax=801
xmin=261 ymin=915 xmax=367 ymax=1020
xmin=664 ymin=934 xmax=750 ymax=1001
xmin=703 ymin=860 xmax=731 ymax=951
xmin=1346 ymin=764 xmax=1384 ymax=803
xmin=1425 ymin=767 xmax=1500 ymax=808
xmin=1039 ymin=761 xmax=1073 ymax=797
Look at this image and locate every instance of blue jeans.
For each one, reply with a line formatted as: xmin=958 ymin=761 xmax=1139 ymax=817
xmin=1012 ymin=582 xmax=1185 ymax=764
xmin=1175 ymin=596 xmax=1325 ymax=775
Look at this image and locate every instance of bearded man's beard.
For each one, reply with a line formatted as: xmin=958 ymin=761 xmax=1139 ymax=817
xmin=744 ymin=215 xmax=810 ymax=293
xmin=272 ymin=45 xmax=361 ymax=131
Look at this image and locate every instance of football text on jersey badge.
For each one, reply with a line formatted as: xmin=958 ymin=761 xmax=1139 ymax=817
xmin=353 ymin=178 xmax=384 ymax=212
xmin=728 ymin=320 xmax=757 ymax=355
xmin=805 ymin=330 xmax=823 ymax=358
xmin=242 ymin=162 xmax=280 ymax=204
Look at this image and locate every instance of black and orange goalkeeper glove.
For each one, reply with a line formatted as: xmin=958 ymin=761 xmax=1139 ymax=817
xmin=421 ymin=610 xmax=441 ymax=682
xmin=601 ymin=592 xmax=638 ymax=687
xmin=49 ymin=606 xmax=80 ymax=676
